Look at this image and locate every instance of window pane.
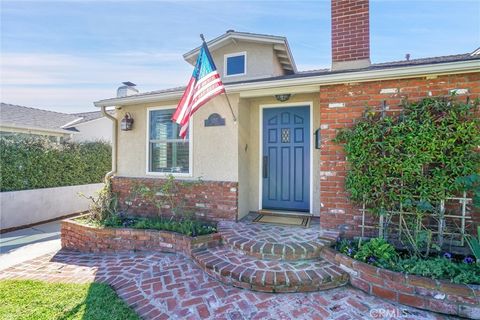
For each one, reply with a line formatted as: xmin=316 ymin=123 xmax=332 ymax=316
xmin=226 ymin=54 xmax=245 ymax=75
xmin=150 ymin=109 xmax=180 ymax=140
xmin=150 ymin=141 xmax=189 ymax=173
xmin=149 ymin=108 xmax=190 ymax=173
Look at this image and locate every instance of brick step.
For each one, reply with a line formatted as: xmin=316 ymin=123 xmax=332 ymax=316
xmin=191 ymin=246 xmax=348 ymax=293
xmin=220 ymin=228 xmax=335 ymax=261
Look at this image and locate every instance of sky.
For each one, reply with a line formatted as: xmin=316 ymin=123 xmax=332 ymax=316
xmin=1 ymin=0 xmax=479 ymax=114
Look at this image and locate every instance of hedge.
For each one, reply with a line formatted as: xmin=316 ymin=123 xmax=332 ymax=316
xmin=0 ymin=137 xmax=111 ymax=192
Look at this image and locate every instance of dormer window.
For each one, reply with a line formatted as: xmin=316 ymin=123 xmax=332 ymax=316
xmin=224 ymin=52 xmax=246 ymax=77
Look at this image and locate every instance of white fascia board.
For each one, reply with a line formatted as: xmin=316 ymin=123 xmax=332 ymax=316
xmin=60 ymin=117 xmax=83 ymax=128
xmin=0 ymin=123 xmax=76 ymax=135
xmin=94 ymin=59 xmax=480 ymax=108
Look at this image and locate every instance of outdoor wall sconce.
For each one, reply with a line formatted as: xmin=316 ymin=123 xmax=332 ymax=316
xmin=121 ymin=113 xmax=134 ymax=131
xmin=274 ymin=94 xmax=291 ymax=102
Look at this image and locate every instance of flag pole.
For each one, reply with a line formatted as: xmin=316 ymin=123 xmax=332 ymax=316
xmin=200 ymin=34 xmax=237 ymax=123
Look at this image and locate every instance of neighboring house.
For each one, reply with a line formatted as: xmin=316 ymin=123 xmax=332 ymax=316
xmin=0 ymin=103 xmax=113 ymax=142
xmin=94 ymin=0 xmax=479 ymax=236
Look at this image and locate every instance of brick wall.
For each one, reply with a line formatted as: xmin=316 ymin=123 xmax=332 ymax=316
xmin=111 ymin=176 xmax=238 ymax=222
xmin=331 ymin=0 xmax=370 ymax=64
xmin=61 ymin=218 xmax=222 ymax=255
xmin=321 ymin=248 xmax=480 ymax=318
xmin=319 ymin=72 xmax=480 ymax=237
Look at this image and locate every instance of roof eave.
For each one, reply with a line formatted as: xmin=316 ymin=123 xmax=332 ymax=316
xmin=0 ymin=123 xmax=76 ymax=135
xmin=183 ymin=32 xmax=288 ymax=60
xmin=94 ymin=59 xmax=480 ymax=108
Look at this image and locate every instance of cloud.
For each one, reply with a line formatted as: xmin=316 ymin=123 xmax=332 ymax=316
xmin=1 ymin=52 xmax=192 ymax=112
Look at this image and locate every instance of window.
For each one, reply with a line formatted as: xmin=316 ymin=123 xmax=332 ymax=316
xmin=148 ymin=108 xmax=190 ymax=174
xmin=225 ymin=52 xmax=246 ymax=76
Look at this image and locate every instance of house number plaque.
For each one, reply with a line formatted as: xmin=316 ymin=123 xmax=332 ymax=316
xmin=204 ymin=113 xmax=225 ymax=127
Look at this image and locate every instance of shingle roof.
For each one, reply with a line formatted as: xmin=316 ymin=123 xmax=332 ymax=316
xmin=0 ymin=103 xmax=109 ymax=132
xmin=98 ymin=51 xmax=479 ymax=104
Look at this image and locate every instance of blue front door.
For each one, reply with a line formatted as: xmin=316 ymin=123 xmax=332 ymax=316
xmin=262 ymin=106 xmax=310 ymax=212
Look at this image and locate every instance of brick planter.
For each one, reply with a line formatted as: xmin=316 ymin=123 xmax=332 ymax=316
xmin=61 ymin=217 xmax=221 ymax=257
xmin=320 ymin=247 xmax=480 ymax=319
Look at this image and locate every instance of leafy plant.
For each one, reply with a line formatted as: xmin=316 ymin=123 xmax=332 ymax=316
xmin=128 ymin=174 xmax=202 ymax=218
xmin=465 ymin=226 xmax=480 ymax=263
xmin=337 ymin=239 xmax=357 ymax=257
xmin=354 ymin=238 xmax=398 ymax=268
xmin=334 ymin=96 xmax=480 ymax=254
xmin=334 ymin=96 xmax=480 ymax=213
xmin=0 ymin=136 xmax=111 ymax=191
xmin=82 ymin=215 xmax=217 ymax=237
xmin=79 ymin=179 xmax=118 ymax=222
xmin=456 ymin=174 xmax=480 ymax=207
xmin=394 ymin=256 xmax=480 ymax=284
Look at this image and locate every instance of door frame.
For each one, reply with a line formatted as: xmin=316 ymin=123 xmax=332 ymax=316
xmin=258 ymin=101 xmax=313 ymax=215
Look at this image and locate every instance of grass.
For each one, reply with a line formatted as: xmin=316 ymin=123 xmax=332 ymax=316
xmin=76 ymin=214 xmax=217 ymax=237
xmin=0 ymin=280 xmax=140 ymax=320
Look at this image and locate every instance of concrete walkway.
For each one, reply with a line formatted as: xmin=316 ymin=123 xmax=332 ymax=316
xmin=0 ymin=221 xmax=61 ymax=271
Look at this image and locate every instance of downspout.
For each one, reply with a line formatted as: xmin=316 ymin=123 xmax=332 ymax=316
xmin=101 ymin=106 xmax=117 ymax=182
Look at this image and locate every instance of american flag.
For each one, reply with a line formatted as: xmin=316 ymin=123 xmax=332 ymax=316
xmin=172 ymin=41 xmax=226 ymax=138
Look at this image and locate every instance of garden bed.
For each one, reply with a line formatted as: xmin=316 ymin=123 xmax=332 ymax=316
xmin=61 ymin=215 xmax=221 ymax=256
xmin=320 ymin=247 xmax=480 ymax=318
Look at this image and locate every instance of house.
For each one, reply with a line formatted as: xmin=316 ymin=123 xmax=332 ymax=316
xmin=0 ymin=103 xmax=113 ymax=143
xmin=94 ymin=0 xmax=480 ymax=236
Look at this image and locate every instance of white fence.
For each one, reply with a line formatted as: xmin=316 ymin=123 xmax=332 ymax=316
xmin=0 ymin=183 xmax=103 ymax=231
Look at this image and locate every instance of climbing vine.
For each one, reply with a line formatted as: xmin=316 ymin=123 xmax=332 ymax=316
xmin=334 ymin=96 xmax=480 ymax=214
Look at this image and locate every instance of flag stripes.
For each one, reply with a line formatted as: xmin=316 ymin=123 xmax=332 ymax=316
xmin=172 ymin=42 xmax=226 ymax=138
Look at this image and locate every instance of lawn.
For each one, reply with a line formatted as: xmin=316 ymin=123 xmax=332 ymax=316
xmin=0 ymin=280 xmax=140 ymax=320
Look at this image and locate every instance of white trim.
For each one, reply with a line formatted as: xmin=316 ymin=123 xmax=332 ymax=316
xmin=94 ymin=60 xmax=479 ymax=108
xmin=258 ymin=101 xmax=314 ymax=215
xmin=60 ymin=117 xmax=83 ymax=128
xmin=0 ymin=123 xmax=75 ymax=135
xmin=145 ymin=105 xmax=193 ymax=178
xmin=224 ymin=51 xmax=247 ymax=77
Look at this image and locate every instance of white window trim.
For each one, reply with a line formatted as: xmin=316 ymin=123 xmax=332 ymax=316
xmin=258 ymin=101 xmax=314 ymax=215
xmin=145 ymin=105 xmax=193 ymax=177
xmin=224 ymin=51 xmax=247 ymax=77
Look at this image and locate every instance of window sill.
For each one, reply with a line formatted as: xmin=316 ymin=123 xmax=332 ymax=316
xmin=145 ymin=171 xmax=193 ymax=178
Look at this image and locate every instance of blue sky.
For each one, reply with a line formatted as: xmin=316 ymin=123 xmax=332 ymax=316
xmin=1 ymin=0 xmax=479 ymax=113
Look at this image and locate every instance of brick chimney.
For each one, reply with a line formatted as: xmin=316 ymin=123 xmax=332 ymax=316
xmin=331 ymin=0 xmax=370 ymax=70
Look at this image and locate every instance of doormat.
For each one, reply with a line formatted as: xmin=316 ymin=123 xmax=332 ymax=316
xmin=253 ymin=214 xmax=311 ymax=228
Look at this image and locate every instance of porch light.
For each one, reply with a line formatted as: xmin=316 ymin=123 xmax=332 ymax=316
xmin=274 ymin=94 xmax=291 ymax=102
xmin=121 ymin=113 xmax=134 ymax=131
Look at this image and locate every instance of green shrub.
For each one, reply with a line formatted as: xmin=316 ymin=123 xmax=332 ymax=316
xmin=334 ymin=96 xmax=480 ymax=213
xmin=394 ymin=256 xmax=480 ymax=284
xmin=354 ymin=238 xmax=398 ymax=268
xmin=79 ymin=215 xmax=217 ymax=237
xmin=0 ymin=136 xmax=111 ymax=191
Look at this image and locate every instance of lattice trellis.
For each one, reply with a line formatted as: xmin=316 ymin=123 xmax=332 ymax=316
xmin=359 ymin=191 xmax=472 ymax=247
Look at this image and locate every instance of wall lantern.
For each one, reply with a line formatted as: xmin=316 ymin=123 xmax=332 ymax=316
xmin=274 ymin=94 xmax=291 ymax=102
xmin=121 ymin=113 xmax=134 ymax=131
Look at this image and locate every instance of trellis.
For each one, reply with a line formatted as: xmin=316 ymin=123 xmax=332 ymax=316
xmin=359 ymin=191 xmax=472 ymax=247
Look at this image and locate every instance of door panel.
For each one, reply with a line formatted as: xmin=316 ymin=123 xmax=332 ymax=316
xmin=262 ymin=106 xmax=310 ymax=211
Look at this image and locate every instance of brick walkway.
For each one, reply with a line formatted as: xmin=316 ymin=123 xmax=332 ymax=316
xmin=0 ymin=249 xmax=448 ymax=320
xmin=219 ymin=219 xmax=336 ymax=261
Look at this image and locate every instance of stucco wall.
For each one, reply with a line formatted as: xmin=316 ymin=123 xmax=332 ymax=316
xmin=210 ymin=40 xmax=285 ymax=83
xmin=243 ymin=93 xmax=322 ymax=216
xmin=70 ymin=117 xmax=113 ymax=142
xmin=115 ymin=92 xmax=321 ymax=217
xmin=0 ymin=183 xmax=103 ymax=230
xmin=237 ymin=98 xmax=251 ymax=219
xmin=115 ymin=95 xmax=239 ymax=182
